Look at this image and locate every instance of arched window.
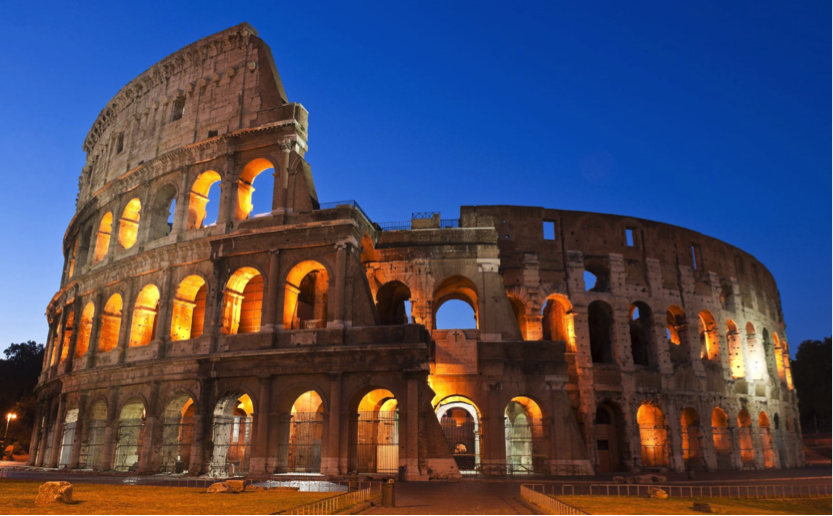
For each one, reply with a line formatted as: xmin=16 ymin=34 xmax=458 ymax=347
xmin=351 ymin=389 xmax=398 ymax=474
xmin=129 ymin=285 xmax=160 ymax=347
xmin=711 ymin=407 xmax=731 ymax=469
xmin=170 ymin=275 xmax=208 ymax=341
xmin=542 ymin=295 xmax=572 ymax=348
xmin=746 ymin=322 xmax=764 ymax=380
xmin=504 ymin=397 xmax=546 ymax=474
xmin=699 ymin=311 xmax=719 ymax=361
xmin=117 ymin=198 xmax=142 ymax=250
xmin=75 ymin=302 xmax=95 ymax=358
xmin=284 ymin=261 xmax=330 ymax=330
xmin=98 ymin=294 xmax=123 ymax=353
xmin=114 ymin=398 xmax=146 ymax=471
xmin=376 ymin=280 xmax=412 ymax=325
xmin=637 ymin=403 xmax=668 ymax=467
xmin=81 ymin=400 xmax=107 ymax=469
xmin=666 ymin=305 xmax=688 ymax=363
xmin=236 ymin=158 xmax=275 ymax=220
xmin=160 ymin=394 xmax=195 ymax=474
xmin=148 ymin=185 xmax=177 ymax=240
xmin=436 ymin=396 xmax=481 ymax=473
xmin=508 ymin=296 xmax=529 ymax=340
xmin=588 ymin=301 xmax=615 ymax=364
xmin=759 ymin=412 xmax=774 ymax=468
xmin=59 ymin=310 xmax=75 ymax=363
xmin=277 ymin=391 xmax=324 ymax=474
xmin=726 ymin=320 xmax=744 ymax=378
xmin=433 ymin=276 xmax=478 ymax=330
xmin=67 ymin=240 xmax=78 ymax=279
xmin=223 ymin=268 xmax=264 ymax=334
xmin=629 ymin=302 xmax=653 ymax=366
xmin=210 ymin=393 xmax=254 ymax=476
xmin=737 ymin=409 xmax=755 ymax=466
xmin=93 ymin=212 xmax=113 ymax=263
xmin=681 ymin=407 xmax=704 ymax=469
xmin=188 ymin=171 xmax=222 ymax=229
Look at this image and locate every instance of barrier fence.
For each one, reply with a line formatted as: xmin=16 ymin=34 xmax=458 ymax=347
xmin=274 ymin=483 xmax=381 ymax=515
xmin=525 ymin=482 xmax=832 ymax=499
xmin=520 ymin=485 xmax=588 ymax=515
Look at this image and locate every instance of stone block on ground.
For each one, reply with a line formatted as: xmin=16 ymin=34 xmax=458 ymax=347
xmin=35 ymin=482 xmax=74 ymax=505
xmin=649 ymin=487 xmax=668 ymax=500
xmin=651 ymin=474 xmax=667 ymax=483
xmin=207 ymin=482 xmax=230 ymax=493
xmin=226 ymin=480 xmax=246 ymax=493
xmin=613 ymin=476 xmax=626 ymax=484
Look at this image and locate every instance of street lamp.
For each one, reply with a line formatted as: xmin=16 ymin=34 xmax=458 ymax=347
xmin=3 ymin=413 xmax=17 ymax=456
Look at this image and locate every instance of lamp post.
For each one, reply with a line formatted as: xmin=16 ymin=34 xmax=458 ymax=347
xmin=3 ymin=413 xmax=17 ymax=456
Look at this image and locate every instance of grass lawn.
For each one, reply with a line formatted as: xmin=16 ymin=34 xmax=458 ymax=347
xmin=557 ymin=494 xmax=833 ymax=515
xmin=0 ymin=480 xmax=331 ymax=515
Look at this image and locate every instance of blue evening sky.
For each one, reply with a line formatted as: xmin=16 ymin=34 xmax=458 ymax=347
xmin=0 ymin=1 xmax=829 ymax=355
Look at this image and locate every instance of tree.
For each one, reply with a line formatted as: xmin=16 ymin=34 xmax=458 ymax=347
xmin=0 ymin=341 xmax=44 ymax=452
xmin=791 ymin=337 xmax=832 ymax=434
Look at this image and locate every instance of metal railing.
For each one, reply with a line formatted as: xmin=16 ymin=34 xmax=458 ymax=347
xmin=317 ymin=200 xmax=373 ymax=226
xmin=375 ymin=218 xmax=461 ymax=232
xmin=275 ymin=483 xmax=381 ymax=515
xmin=520 ymin=485 xmax=588 ymax=515
xmin=529 ymin=482 xmax=832 ymax=499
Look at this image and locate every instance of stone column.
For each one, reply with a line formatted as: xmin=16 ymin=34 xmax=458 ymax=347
xmin=484 ymin=381 xmax=505 ymax=474
xmin=272 ymin=140 xmax=292 ymax=214
xmin=117 ymin=280 xmax=136 ymax=364
xmin=261 ymin=250 xmax=281 ymax=332
xmin=152 ymin=268 xmax=175 ymax=358
xmin=138 ymin=384 xmax=159 ymax=473
xmin=328 ymin=242 xmax=348 ymax=328
xmin=250 ymin=375 xmax=272 ymax=474
xmin=64 ymin=298 xmax=83 ymax=371
xmin=189 ymin=380 xmax=213 ymax=474
xmin=218 ymin=154 xmax=237 ymax=227
xmin=100 ymin=389 xmax=120 ymax=471
xmin=86 ymin=292 xmax=104 ymax=368
xmin=206 ymin=258 xmax=224 ymax=353
xmin=36 ymin=399 xmax=53 ymax=467
xmin=323 ymin=372 xmax=342 ymax=476
xmin=652 ymin=313 xmax=674 ymax=375
xmin=27 ymin=401 xmax=44 ymax=466
xmin=404 ymin=371 xmax=421 ymax=479
xmin=700 ymin=420 xmax=718 ymax=471
xmin=69 ymin=393 xmax=89 ymax=469
xmin=48 ymin=394 xmax=67 ymax=468
xmin=52 ymin=308 xmax=70 ymax=378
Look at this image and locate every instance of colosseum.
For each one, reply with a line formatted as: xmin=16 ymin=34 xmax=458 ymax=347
xmin=30 ymin=23 xmax=804 ymax=480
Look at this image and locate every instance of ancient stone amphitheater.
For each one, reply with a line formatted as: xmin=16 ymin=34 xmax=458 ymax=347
xmin=31 ymin=23 xmax=803 ymax=480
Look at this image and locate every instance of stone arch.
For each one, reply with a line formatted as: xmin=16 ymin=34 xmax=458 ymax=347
xmin=507 ymin=294 xmax=530 ymax=340
xmin=772 ymin=332 xmax=786 ymax=383
xmin=128 ymin=284 xmax=160 ymax=347
xmin=349 ymin=387 xmax=399 ymax=475
xmin=711 ymin=407 xmax=732 ymax=469
xmin=726 ymin=319 xmax=745 ymax=378
xmin=595 ymin=400 xmax=627 ymax=472
xmin=629 ymin=302 xmax=654 ymax=366
xmin=81 ymin=398 xmax=108 ymax=469
xmin=188 ymin=170 xmax=222 ymax=229
xmin=681 ymin=407 xmax=704 ymax=469
xmin=542 ymin=294 xmax=573 ymax=350
xmin=284 ymin=260 xmax=330 ymax=330
xmin=235 ymin=158 xmax=275 ymax=220
xmin=114 ymin=396 xmax=147 ymax=471
xmin=435 ymin=394 xmax=482 ymax=473
xmin=158 ymin=391 xmax=195 ymax=474
xmin=759 ymin=411 xmax=774 ymax=468
xmin=583 ymin=256 xmax=610 ymax=293
xmin=588 ymin=300 xmax=615 ymax=364
xmin=93 ymin=211 xmax=113 ymax=263
xmin=504 ymin=396 xmax=547 ymax=474
xmin=746 ymin=322 xmax=764 ymax=380
xmin=75 ymin=302 xmax=95 ymax=358
xmin=117 ymin=198 xmax=142 ymax=250
xmin=433 ymin=275 xmax=479 ymax=330
xmin=637 ymin=402 xmax=669 ymax=468
xmin=98 ymin=293 xmax=123 ymax=353
xmin=737 ymin=409 xmax=755 ymax=467
xmin=699 ymin=310 xmax=719 ymax=361
xmin=376 ymin=280 xmax=412 ymax=325
xmin=276 ymin=388 xmax=326 ymax=474
xmin=59 ymin=309 xmax=75 ymax=363
xmin=666 ymin=305 xmax=689 ymax=364
xmin=222 ymin=267 xmax=264 ymax=334
xmin=170 ymin=275 xmax=208 ymax=341
xmin=148 ymin=184 xmax=178 ymax=241
xmin=209 ymin=391 xmax=255 ymax=477
xmin=58 ymin=404 xmax=80 ymax=467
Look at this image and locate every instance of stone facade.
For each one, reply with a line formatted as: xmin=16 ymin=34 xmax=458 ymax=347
xmin=31 ymin=23 xmax=803 ymax=480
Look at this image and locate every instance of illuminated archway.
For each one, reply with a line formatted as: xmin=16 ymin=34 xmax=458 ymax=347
xmin=75 ymin=302 xmax=95 ymax=358
xmin=93 ymin=212 xmax=113 ymax=263
xmin=114 ymin=398 xmax=146 ymax=471
xmin=159 ymin=394 xmax=195 ymax=474
xmin=504 ymin=396 xmax=546 ymax=474
xmin=148 ymin=185 xmax=178 ymax=240
xmin=58 ymin=406 xmax=79 ymax=468
xmin=746 ymin=322 xmax=764 ymax=380
xmin=637 ymin=403 xmax=668 ymax=467
xmin=236 ymin=158 xmax=275 ymax=220
xmin=507 ymin=295 xmax=530 ymax=340
xmin=81 ymin=400 xmax=107 ymax=469
xmin=209 ymin=393 xmax=254 ymax=477
xmin=188 ymin=171 xmax=222 ymax=229
xmin=98 ymin=294 xmax=123 ymax=353
xmin=436 ymin=396 xmax=481 ymax=473
xmin=222 ymin=267 xmax=263 ymax=334
xmin=350 ymin=388 xmax=399 ymax=474
xmin=59 ymin=310 xmax=75 ymax=363
xmin=772 ymin=333 xmax=786 ymax=383
xmin=759 ymin=412 xmax=774 ymax=468
xmin=117 ymin=198 xmax=142 ymax=250
xmin=277 ymin=391 xmax=324 ymax=473
xmin=726 ymin=320 xmax=745 ymax=378
xmin=376 ymin=280 xmax=411 ymax=325
xmin=433 ymin=276 xmax=478 ymax=330
xmin=170 ymin=275 xmax=207 ymax=341
xmin=699 ymin=310 xmax=719 ymax=361
xmin=128 ymin=285 xmax=160 ymax=347
xmin=737 ymin=409 xmax=755 ymax=467
xmin=283 ymin=261 xmax=329 ymax=330
xmin=542 ymin=294 xmax=573 ymax=350
xmin=681 ymin=407 xmax=704 ymax=469
xmin=711 ymin=407 xmax=732 ymax=469
xmin=666 ymin=305 xmax=688 ymax=364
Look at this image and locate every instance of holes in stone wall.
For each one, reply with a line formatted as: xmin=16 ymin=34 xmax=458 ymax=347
xmin=171 ymin=97 xmax=185 ymax=122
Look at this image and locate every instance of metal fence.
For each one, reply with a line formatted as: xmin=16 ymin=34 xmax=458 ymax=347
xmin=520 ymin=485 xmax=589 ymax=515
xmin=529 ymin=483 xmax=832 ymax=499
xmin=375 ymin=219 xmax=462 ymax=232
xmin=350 ymin=411 xmax=399 ymax=474
xmin=274 ymin=483 xmax=381 ymax=515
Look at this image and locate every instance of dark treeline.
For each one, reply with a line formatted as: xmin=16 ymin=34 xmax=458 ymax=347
xmin=791 ymin=337 xmax=832 ymax=434
xmin=1 ymin=341 xmax=44 ymax=455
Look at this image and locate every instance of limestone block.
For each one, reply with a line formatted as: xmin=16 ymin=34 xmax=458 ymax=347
xmin=649 ymin=487 xmax=668 ymax=499
xmin=35 ymin=482 xmax=74 ymax=505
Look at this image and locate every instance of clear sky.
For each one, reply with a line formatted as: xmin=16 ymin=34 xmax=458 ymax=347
xmin=0 ymin=1 xmax=828 ymax=356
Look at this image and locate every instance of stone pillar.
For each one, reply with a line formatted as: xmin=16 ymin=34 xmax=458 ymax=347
xmin=189 ymin=380 xmax=213 ymax=475
xmin=484 ymin=381 xmax=505 ymax=473
xmin=117 ymin=281 xmax=136 ymax=364
xmin=100 ymin=389 xmax=120 ymax=471
xmin=64 ymin=298 xmax=83 ymax=371
xmin=652 ymin=313 xmax=674 ymax=375
xmin=218 ymin=155 xmax=236 ymax=227
xmin=663 ymin=402 xmax=684 ymax=472
xmin=138 ymin=384 xmax=159 ymax=473
xmin=272 ymin=140 xmax=292 ymax=214
xmin=36 ymin=399 xmax=53 ymax=467
xmin=206 ymin=258 xmax=224 ymax=353
xmin=328 ymin=242 xmax=348 ymax=328
xmin=69 ymin=393 xmax=89 ymax=469
xmin=323 ymin=372 xmax=342 ymax=476
xmin=261 ymin=250 xmax=281 ymax=332
xmin=700 ymin=420 xmax=718 ymax=471
xmin=404 ymin=372 xmax=421 ymax=479
xmin=250 ymin=375 xmax=272 ymax=474
xmin=151 ymin=268 xmax=175 ymax=359
xmin=27 ymin=401 xmax=44 ymax=466
xmin=52 ymin=308 xmax=70 ymax=378
xmin=48 ymin=395 xmax=67 ymax=468
xmin=86 ymin=292 xmax=104 ymax=368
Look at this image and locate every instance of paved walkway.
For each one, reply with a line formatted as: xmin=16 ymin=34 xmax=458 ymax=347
xmin=363 ymin=481 xmax=532 ymax=515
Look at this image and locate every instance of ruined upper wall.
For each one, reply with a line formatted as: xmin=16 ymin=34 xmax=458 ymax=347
xmin=76 ymin=23 xmax=299 ymax=209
